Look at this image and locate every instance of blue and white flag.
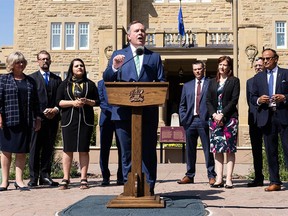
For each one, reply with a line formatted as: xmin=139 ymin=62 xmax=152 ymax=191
xmin=178 ymin=6 xmax=185 ymax=36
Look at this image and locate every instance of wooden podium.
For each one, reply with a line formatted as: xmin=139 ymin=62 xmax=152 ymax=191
xmin=104 ymin=82 xmax=168 ymax=208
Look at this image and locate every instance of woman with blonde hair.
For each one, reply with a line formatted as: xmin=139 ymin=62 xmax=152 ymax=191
xmin=0 ymin=51 xmax=41 ymax=191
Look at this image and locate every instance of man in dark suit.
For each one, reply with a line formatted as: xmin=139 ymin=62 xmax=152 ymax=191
xmin=246 ymin=57 xmax=265 ymax=187
xmin=178 ymin=61 xmax=216 ymax=185
xmin=98 ymin=79 xmax=123 ymax=186
xmin=28 ymin=50 xmax=62 ymax=187
xmin=251 ymin=48 xmax=288 ymax=191
xmin=103 ymin=20 xmax=165 ymax=195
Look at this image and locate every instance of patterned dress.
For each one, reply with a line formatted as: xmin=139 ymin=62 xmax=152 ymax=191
xmin=209 ymin=82 xmax=238 ymax=153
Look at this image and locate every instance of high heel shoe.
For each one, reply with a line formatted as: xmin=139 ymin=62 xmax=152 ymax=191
xmin=225 ymin=184 xmax=234 ymax=189
xmin=0 ymin=182 xmax=9 ymax=191
xmin=211 ymin=182 xmax=224 ymax=188
xmin=14 ymin=182 xmax=30 ymax=191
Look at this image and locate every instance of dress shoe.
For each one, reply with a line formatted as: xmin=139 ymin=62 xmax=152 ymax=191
xmin=247 ymin=180 xmax=264 ymax=187
xmin=177 ymin=176 xmax=194 ymax=184
xmin=264 ymin=184 xmax=281 ymax=192
xmin=225 ymin=184 xmax=234 ymax=189
xmin=14 ymin=182 xmax=30 ymax=191
xmin=28 ymin=180 xmax=38 ymax=187
xmin=101 ymin=179 xmax=110 ymax=186
xmin=116 ymin=180 xmax=124 ymax=185
xmin=0 ymin=182 xmax=9 ymax=191
xmin=211 ymin=182 xmax=224 ymax=188
xmin=39 ymin=177 xmax=59 ymax=186
xmin=209 ymin=178 xmax=216 ymax=186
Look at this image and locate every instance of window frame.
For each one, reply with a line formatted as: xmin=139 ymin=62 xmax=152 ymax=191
xmin=275 ymin=21 xmax=287 ymax=49
xmin=79 ymin=22 xmax=89 ymax=50
xmin=51 ymin=23 xmax=62 ymax=50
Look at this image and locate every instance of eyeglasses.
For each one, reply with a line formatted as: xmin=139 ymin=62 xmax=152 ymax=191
xmin=262 ymin=57 xmax=275 ymax=61
xmin=38 ymin=58 xmax=50 ymax=61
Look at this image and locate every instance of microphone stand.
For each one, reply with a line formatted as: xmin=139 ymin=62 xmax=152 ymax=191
xmin=117 ymin=46 xmax=144 ymax=82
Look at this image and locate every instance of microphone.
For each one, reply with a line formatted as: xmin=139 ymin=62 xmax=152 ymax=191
xmin=118 ymin=46 xmax=144 ymax=81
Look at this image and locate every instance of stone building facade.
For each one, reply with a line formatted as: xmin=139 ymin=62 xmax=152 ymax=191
xmin=1 ymin=0 xmax=288 ymax=147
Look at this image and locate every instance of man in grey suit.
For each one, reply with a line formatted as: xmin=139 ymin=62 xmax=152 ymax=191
xmin=246 ymin=57 xmax=264 ymax=187
xmin=178 ymin=61 xmax=216 ymax=185
xmin=28 ymin=50 xmax=62 ymax=187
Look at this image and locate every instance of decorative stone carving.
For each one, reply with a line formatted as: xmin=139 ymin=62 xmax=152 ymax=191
xmin=245 ymin=45 xmax=258 ymax=68
xmin=104 ymin=45 xmax=113 ymax=60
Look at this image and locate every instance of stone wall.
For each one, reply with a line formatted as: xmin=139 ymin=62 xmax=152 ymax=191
xmin=11 ymin=0 xmax=288 ymax=147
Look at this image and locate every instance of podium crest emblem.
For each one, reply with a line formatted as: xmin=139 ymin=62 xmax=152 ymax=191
xmin=129 ymin=87 xmax=144 ymax=102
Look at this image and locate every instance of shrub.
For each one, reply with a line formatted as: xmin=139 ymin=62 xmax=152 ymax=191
xmin=249 ymin=138 xmax=288 ymax=181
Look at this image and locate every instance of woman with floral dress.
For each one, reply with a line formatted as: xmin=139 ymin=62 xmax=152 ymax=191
xmin=206 ymin=56 xmax=240 ymax=189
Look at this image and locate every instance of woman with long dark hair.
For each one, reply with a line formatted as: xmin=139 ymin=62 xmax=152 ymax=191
xmin=56 ymin=58 xmax=99 ymax=190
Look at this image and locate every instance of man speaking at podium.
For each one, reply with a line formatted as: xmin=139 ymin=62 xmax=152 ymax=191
xmin=103 ymin=20 xmax=165 ymax=195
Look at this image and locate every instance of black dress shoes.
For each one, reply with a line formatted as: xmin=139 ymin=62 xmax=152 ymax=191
xmin=28 ymin=181 xmax=38 ymax=187
xmin=101 ymin=179 xmax=110 ymax=186
xmin=247 ymin=180 xmax=264 ymax=187
xmin=39 ymin=177 xmax=59 ymax=187
xmin=116 ymin=180 xmax=124 ymax=185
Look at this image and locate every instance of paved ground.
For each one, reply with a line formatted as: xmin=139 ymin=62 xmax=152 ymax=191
xmin=0 ymin=163 xmax=287 ymax=216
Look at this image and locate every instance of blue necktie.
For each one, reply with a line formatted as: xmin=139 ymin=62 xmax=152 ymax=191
xmin=44 ymin=72 xmax=49 ymax=86
xmin=268 ymin=70 xmax=273 ymax=98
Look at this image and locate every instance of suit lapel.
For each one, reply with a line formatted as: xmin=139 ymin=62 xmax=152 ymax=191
xmin=191 ymin=80 xmax=196 ymax=106
xmin=276 ymin=68 xmax=282 ymax=93
xmin=124 ymin=48 xmax=138 ymax=81
xmin=200 ymin=78 xmax=208 ymax=101
xmin=262 ymin=69 xmax=269 ymax=95
xmin=138 ymin=48 xmax=148 ymax=80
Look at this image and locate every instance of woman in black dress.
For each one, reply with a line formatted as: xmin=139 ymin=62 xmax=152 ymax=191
xmin=56 ymin=58 xmax=99 ymax=190
xmin=0 ymin=52 xmax=41 ymax=191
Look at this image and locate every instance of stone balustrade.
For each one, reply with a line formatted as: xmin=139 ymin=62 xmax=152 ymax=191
xmin=146 ymin=30 xmax=233 ymax=48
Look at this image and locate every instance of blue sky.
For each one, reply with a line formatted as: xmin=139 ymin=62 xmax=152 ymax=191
xmin=0 ymin=1 xmax=14 ymax=47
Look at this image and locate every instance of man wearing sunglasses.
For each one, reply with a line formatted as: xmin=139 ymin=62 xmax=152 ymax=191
xmin=251 ymin=48 xmax=288 ymax=191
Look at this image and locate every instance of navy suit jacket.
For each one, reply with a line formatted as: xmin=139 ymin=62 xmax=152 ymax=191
xmin=246 ymin=77 xmax=258 ymax=125
xmin=98 ymin=79 xmax=113 ymax=127
xmin=206 ymin=76 xmax=240 ymax=120
xmin=29 ymin=71 xmax=62 ymax=119
xmin=179 ymin=77 xmax=210 ymax=129
xmin=251 ymin=67 xmax=288 ymax=127
xmin=103 ymin=45 xmax=165 ymax=122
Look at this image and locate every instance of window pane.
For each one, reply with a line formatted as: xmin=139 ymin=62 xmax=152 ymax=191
xmin=79 ymin=23 xmax=89 ymax=49
xmin=65 ymin=23 xmax=75 ymax=50
xmin=51 ymin=23 xmax=61 ymax=50
xmin=276 ymin=22 xmax=286 ymax=48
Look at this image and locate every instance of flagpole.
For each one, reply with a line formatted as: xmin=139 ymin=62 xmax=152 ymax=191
xmin=178 ymin=0 xmax=184 ymax=47
xmin=179 ymin=0 xmax=182 ymax=47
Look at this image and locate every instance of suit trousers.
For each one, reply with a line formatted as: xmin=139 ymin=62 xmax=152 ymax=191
xmin=115 ymin=120 xmax=158 ymax=190
xmin=262 ymin=110 xmax=288 ymax=184
xmin=29 ymin=118 xmax=59 ymax=180
xmin=185 ymin=116 xmax=216 ymax=179
xmin=99 ymin=119 xmax=123 ymax=181
xmin=249 ymin=123 xmax=264 ymax=181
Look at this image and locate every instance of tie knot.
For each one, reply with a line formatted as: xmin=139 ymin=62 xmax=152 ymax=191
xmin=268 ymin=69 xmax=273 ymax=74
xmin=197 ymin=80 xmax=201 ymax=84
